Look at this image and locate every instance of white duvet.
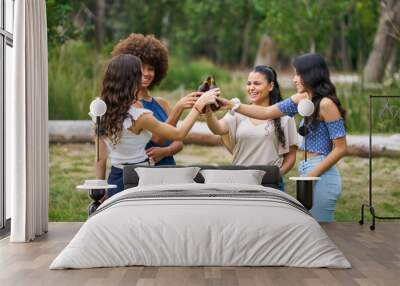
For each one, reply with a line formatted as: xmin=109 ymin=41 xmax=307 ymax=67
xmin=50 ymin=183 xmax=351 ymax=269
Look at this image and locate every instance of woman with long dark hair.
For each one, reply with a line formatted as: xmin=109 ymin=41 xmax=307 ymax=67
xmin=205 ymin=66 xmax=298 ymax=191
xmin=220 ymin=54 xmax=347 ymax=222
xmin=96 ymin=54 xmax=219 ymax=198
xmin=112 ymin=34 xmax=200 ymax=166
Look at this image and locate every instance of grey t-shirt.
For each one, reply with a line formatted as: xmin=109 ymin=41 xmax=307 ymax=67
xmin=222 ymin=113 xmax=298 ymax=167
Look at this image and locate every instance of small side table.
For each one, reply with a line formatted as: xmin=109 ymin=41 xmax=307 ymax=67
xmin=289 ymin=177 xmax=320 ymax=210
xmin=77 ymin=183 xmax=117 ymax=215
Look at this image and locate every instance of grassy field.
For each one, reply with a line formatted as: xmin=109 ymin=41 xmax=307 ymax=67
xmin=49 ymin=143 xmax=400 ymax=222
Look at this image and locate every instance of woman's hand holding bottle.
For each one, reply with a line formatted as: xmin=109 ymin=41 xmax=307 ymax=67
xmin=193 ymin=88 xmax=220 ymax=113
xmin=176 ymin=92 xmax=202 ymax=110
xmin=216 ymin=97 xmax=234 ymax=110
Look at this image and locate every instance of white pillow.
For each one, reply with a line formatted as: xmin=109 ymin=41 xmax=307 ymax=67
xmin=200 ymin=169 xmax=266 ymax=185
xmin=135 ymin=167 xmax=201 ymax=186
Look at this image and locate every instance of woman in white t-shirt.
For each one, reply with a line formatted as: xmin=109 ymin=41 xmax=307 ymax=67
xmin=205 ymin=66 xmax=298 ymax=191
xmin=96 ymin=54 xmax=219 ymax=198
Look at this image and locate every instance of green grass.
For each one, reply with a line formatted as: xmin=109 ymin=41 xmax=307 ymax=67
xmin=49 ymin=144 xmax=400 ymax=222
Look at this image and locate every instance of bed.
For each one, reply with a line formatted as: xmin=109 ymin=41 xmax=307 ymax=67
xmin=50 ymin=165 xmax=351 ymax=269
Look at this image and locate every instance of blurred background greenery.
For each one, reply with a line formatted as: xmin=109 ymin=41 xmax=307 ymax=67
xmin=47 ymin=0 xmax=400 ymax=133
xmin=46 ymin=0 xmax=400 ymax=222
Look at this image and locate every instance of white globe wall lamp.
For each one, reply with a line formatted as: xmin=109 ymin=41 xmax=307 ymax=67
xmin=89 ymin=98 xmax=107 ymax=162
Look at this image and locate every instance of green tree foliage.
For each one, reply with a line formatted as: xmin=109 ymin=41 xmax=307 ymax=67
xmin=106 ymin=0 xmax=263 ymax=66
xmin=170 ymin=0 xmax=263 ymax=66
xmin=253 ymin=0 xmax=380 ymax=70
xmin=253 ymin=0 xmax=351 ymax=54
xmin=47 ymin=0 xmax=380 ymax=69
xmin=46 ymin=0 xmax=81 ymax=47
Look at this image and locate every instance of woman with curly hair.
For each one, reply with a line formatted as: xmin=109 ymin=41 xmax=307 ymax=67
xmin=111 ymin=33 xmax=198 ymax=166
xmin=96 ymin=54 xmax=219 ymax=198
xmin=205 ymin=66 xmax=298 ymax=192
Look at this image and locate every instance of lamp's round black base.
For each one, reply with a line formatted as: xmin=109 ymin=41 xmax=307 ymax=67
xmin=88 ymin=201 xmax=101 ymax=215
xmin=296 ymin=180 xmax=314 ymax=210
xmin=88 ymin=189 xmax=106 ymax=201
xmin=87 ymin=189 xmax=106 ymax=216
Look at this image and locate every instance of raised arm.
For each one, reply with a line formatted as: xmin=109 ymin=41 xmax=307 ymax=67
xmin=149 ymin=97 xmax=181 ymax=146
xmin=219 ymin=92 xmax=309 ymax=120
xmin=150 ymin=93 xmax=200 ymax=146
xmin=134 ymin=89 xmax=220 ymax=141
xmin=205 ymin=109 xmax=229 ymax=135
xmin=164 ymin=92 xmax=201 ymax=126
xmin=236 ymin=104 xmax=283 ymax=120
xmin=138 ymin=110 xmax=198 ymax=141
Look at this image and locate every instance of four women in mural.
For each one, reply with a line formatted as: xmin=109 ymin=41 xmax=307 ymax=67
xmin=95 ymin=33 xmax=347 ymax=222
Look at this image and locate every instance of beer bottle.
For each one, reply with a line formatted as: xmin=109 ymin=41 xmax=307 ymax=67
xmin=209 ymin=76 xmax=220 ymax=111
xmin=197 ymin=76 xmax=211 ymax=93
xmin=209 ymin=76 xmax=217 ymax=89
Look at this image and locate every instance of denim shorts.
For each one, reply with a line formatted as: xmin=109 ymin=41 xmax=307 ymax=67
xmin=298 ymin=155 xmax=342 ymax=222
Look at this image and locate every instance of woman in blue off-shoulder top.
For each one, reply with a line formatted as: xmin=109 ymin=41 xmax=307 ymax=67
xmin=220 ymin=53 xmax=347 ymax=222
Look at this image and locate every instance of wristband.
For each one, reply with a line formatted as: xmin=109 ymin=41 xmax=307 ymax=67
xmin=229 ymin=98 xmax=241 ymax=115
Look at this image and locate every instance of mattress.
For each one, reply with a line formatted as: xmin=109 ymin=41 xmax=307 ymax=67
xmin=50 ymin=183 xmax=351 ymax=269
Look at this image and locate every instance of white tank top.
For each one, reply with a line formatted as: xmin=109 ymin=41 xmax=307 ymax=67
xmin=102 ymin=106 xmax=153 ymax=166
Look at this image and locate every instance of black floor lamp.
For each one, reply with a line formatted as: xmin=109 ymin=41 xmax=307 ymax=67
xmin=89 ymin=97 xmax=107 ymax=162
xmin=359 ymin=95 xmax=400 ymax=230
xmin=290 ymin=99 xmax=320 ymax=210
xmin=78 ymin=97 xmax=116 ymax=216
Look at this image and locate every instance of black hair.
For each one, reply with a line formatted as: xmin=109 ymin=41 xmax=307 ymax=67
xmin=293 ymin=53 xmax=346 ymax=125
xmin=253 ymin=65 xmax=285 ymax=147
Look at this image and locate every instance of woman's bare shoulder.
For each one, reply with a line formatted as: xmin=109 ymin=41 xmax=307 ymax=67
xmin=132 ymin=101 xmax=144 ymax=108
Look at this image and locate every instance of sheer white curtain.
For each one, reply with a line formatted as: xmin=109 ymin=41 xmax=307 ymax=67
xmin=8 ymin=0 xmax=48 ymax=242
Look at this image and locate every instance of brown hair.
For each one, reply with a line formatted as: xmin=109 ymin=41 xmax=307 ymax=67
xmin=112 ymin=33 xmax=168 ymax=89
xmin=100 ymin=54 xmax=142 ymax=145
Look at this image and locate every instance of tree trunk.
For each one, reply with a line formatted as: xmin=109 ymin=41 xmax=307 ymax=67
xmin=254 ymin=34 xmax=278 ymax=68
xmin=363 ymin=0 xmax=400 ymax=83
xmin=95 ymin=0 xmax=105 ymax=50
xmin=240 ymin=17 xmax=252 ymax=68
xmin=340 ymin=18 xmax=351 ymax=70
xmin=386 ymin=46 xmax=398 ymax=77
xmin=310 ymin=39 xmax=316 ymax=53
xmin=160 ymin=11 xmax=170 ymax=50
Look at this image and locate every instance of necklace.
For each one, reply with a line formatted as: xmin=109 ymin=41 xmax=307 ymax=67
xmin=264 ymin=120 xmax=275 ymax=136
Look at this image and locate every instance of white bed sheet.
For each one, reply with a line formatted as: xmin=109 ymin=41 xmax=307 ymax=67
xmin=50 ymin=183 xmax=351 ymax=269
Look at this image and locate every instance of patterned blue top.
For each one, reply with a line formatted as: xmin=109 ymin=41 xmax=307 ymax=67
xmin=140 ymin=98 xmax=176 ymax=165
xmin=277 ymin=98 xmax=346 ymax=155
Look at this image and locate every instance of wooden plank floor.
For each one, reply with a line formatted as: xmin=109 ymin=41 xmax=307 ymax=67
xmin=0 ymin=222 xmax=399 ymax=286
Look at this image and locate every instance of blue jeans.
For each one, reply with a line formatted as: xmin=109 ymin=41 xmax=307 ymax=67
xmin=298 ymin=155 xmax=342 ymax=222
xmin=107 ymin=161 xmax=150 ymax=198
xmin=107 ymin=166 xmax=124 ymax=198
xmin=277 ymin=177 xmax=285 ymax=192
